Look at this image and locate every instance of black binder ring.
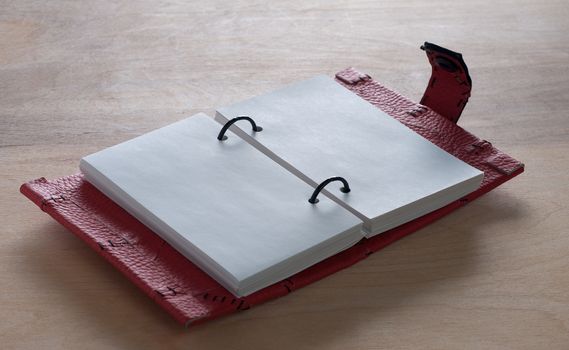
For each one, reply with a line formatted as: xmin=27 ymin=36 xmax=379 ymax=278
xmin=217 ymin=116 xmax=263 ymax=141
xmin=308 ymin=177 xmax=351 ymax=204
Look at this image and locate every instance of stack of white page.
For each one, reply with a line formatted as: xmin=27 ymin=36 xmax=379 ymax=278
xmin=81 ymin=76 xmax=484 ymax=297
xmin=215 ymin=75 xmax=484 ymax=236
xmin=80 ymin=114 xmax=363 ymax=297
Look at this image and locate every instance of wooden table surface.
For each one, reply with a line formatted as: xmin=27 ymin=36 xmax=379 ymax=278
xmin=2 ymin=1 xmax=568 ymax=349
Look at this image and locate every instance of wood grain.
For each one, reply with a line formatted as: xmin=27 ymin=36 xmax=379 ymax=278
xmin=1 ymin=1 xmax=568 ymax=349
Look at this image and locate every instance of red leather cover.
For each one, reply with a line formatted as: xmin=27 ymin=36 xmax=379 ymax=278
xmin=419 ymin=42 xmax=473 ymax=123
xmin=20 ymin=68 xmax=524 ymax=327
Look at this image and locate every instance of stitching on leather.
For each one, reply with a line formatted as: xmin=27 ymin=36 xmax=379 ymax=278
xmin=40 ymin=194 xmax=65 ymax=211
xmin=193 ymin=290 xmax=236 ymax=305
xmin=282 ymin=278 xmax=295 ymax=293
xmin=68 ymin=199 xmax=140 ymax=252
xmin=152 ymin=240 xmax=168 ymax=261
xmin=106 ymin=237 xmax=132 ymax=248
xmin=63 ymin=189 xmax=147 ymax=253
xmin=236 ymin=299 xmax=250 ymax=310
xmin=464 ymin=140 xmax=493 ymax=155
xmin=155 ymin=285 xmax=186 ymax=297
xmin=406 ymin=106 xmax=429 ymax=117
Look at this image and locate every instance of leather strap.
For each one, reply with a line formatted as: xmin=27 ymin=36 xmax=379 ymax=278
xmin=420 ymin=42 xmax=472 ymax=123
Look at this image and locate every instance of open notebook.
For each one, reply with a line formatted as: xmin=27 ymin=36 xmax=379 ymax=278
xmin=80 ymin=76 xmax=483 ymax=297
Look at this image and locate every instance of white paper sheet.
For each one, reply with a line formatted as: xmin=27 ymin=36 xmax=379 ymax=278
xmin=80 ymin=113 xmax=363 ymax=296
xmin=216 ymin=76 xmax=484 ymax=235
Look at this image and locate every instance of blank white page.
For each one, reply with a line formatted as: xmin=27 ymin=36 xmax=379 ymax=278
xmin=216 ymin=76 xmax=483 ymax=228
xmin=80 ymin=114 xmax=362 ymax=295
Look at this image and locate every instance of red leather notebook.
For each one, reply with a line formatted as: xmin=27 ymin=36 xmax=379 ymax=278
xmin=21 ymin=43 xmax=524 ymax=327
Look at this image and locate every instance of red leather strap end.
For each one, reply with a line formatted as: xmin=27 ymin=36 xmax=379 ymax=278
xmin=419 ymin=42 xmax=472 ymax=123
